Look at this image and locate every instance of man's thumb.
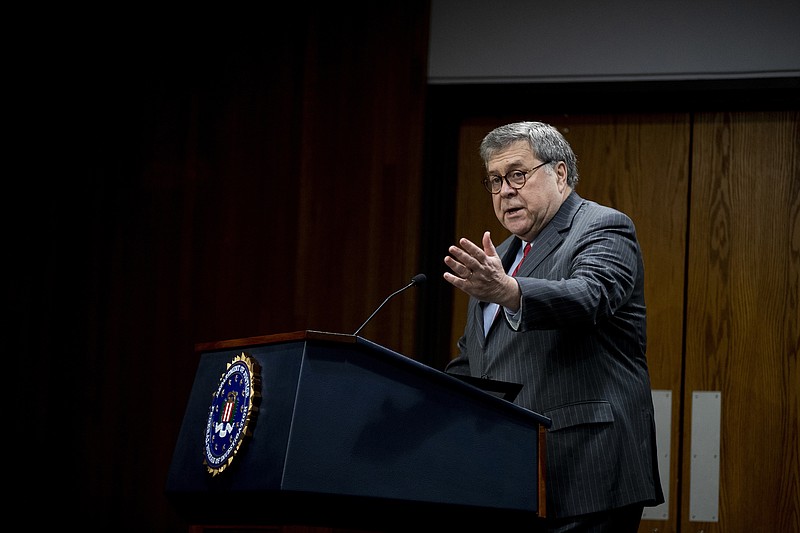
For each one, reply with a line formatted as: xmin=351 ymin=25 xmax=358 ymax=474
xmin=483 ymin=230 xmax=497 ymax=257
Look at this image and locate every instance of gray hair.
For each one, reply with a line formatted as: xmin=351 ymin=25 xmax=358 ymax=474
xmin=479 ymin=121 xmax=580 ymax=188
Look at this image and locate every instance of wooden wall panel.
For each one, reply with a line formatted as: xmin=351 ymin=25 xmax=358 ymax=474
xmin=684 ymin=111 xmax=800 ymax=533
xmin=292 ymin=4 xmax=429 ymax=358
xmin=452 ymin=115 xmax=690 ymax=531
xmin=452 ymin=115 xmax=689 ymax=383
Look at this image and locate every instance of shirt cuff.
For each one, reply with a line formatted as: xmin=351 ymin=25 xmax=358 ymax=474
xmin=504 ymin=297 xmax=523 ymax=330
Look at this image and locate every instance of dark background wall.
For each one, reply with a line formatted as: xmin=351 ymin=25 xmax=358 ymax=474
xmin=15 ymin=5 xmax=430 ymax=531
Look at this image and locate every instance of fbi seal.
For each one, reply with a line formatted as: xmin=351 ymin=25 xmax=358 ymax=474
xmin=203 ymin=352 xmax=261 ymax=476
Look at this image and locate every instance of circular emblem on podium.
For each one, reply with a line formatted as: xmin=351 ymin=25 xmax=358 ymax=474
xmin=203 ymin=352 xmax=261 ymax=476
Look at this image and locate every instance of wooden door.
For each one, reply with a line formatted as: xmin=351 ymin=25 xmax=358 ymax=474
xmin=452 ymin=114 xmax=689 ymax=532
xmin=450 ymin=112 xmax=800 ymax=531
xmin=682 ymin=111 xmax=799 ymax=533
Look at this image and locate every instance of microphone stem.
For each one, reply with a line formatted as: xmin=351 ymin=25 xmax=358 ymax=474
xmin=353 ymin=280 xmax=415 ymax=337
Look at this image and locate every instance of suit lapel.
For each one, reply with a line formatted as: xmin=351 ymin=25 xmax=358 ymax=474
xmin=514 ymin=192 xmax=583 ymax=278
xmin=501 ymin=237 xmax=522 ymax=273
xmin=480 ymin=192 xmax=584 ymax=342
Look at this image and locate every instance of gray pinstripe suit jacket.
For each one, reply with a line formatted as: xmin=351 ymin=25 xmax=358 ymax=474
xmin=446 ymin=191 xmax=664 ymax=518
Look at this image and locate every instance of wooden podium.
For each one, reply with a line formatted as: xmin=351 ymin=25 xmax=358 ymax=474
xmin=166 ymin=331 xmax=551 ymax=531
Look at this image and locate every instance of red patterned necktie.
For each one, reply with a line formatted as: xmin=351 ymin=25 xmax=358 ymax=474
xmin=511 ymin=242 xmax=531 ymax=277
xmin=489 ymin=241 xmax=532 ymax=326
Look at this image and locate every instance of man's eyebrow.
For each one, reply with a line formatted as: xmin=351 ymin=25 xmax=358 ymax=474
xmin=488 ymin=160 xmax=527 ymax=174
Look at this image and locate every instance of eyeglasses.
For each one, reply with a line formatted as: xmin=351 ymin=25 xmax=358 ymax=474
xmin=482 ymin=161 xmax=552 ymax=194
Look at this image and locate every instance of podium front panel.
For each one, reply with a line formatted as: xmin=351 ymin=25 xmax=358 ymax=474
xmin=166 ymin=333 xmax=546 ymax=527
xmin=283 ymin=339 xmax=540 ymax=511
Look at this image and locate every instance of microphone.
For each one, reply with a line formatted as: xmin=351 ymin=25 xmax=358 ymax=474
xmin=353 ymin=274 xmax=427 ymax=336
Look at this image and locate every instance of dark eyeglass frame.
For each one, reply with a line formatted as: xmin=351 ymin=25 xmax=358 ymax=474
xmin=482 ymin=160 xmax=553 ymax=194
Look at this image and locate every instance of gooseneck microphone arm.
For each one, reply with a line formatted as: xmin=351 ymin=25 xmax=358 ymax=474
xmin=353 ymin=274 xmax=427 ymax=337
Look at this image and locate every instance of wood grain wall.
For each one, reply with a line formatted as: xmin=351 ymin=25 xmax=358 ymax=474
xmin=451 ymin=114 xmax=690 ymax=531
xmin=683 ymin=111 xmax=799 ymax=533
xmin=446 ymin=111 xmax=798 ymax=533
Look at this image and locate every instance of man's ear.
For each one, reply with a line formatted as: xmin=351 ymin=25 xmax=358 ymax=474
xmin=555 ymin=161 xmax=569 ymax=191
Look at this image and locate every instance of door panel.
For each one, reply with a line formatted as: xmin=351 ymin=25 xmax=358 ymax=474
xmin=452 ymin=114 xmax=690 ymax=532
xmin=683 ymin=111 xmax=800 ymax=533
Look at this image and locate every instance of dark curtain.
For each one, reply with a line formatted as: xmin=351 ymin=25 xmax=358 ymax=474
xmin=16 ymin=5 xmax=430 ymax=531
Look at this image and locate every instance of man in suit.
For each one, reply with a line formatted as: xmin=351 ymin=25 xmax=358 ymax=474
xmin=444 ymin=121 xmax=664 ymax=532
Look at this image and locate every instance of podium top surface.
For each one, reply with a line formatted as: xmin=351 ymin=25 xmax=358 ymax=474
xmin=194 ymin=329 xmax=551 ymax=428
xmin=194 ymin=329 xmax=356 ymax=352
